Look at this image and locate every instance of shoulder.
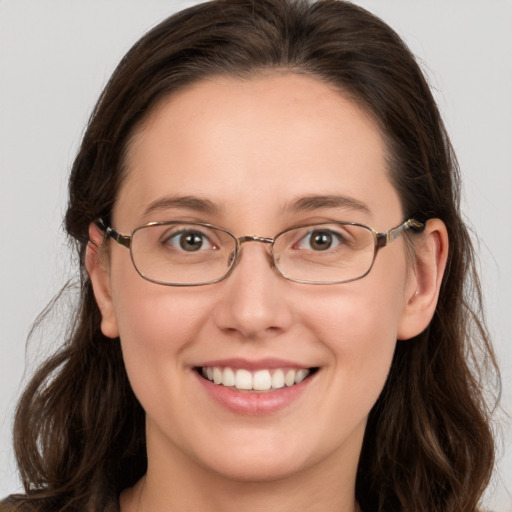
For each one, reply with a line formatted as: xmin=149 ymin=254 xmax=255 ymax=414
xmin=0 ymin=495 xmax=51 ymax=512
xmin=0 ymin=495 xmax=34 ymax=512
xmin=1 ymin=494 xmax=120 ymax=512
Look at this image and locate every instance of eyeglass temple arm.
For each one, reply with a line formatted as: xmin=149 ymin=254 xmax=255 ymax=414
xmin=375 ymin=219 xmax=424 ymax=248
xmin=95 ymin=219 xmax=131 ymax=249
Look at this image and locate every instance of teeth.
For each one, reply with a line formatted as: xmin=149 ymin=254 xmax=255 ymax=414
xmin=213 ymin=367 xmax=223 ymax=385
xmin=235 ymin=369 xmax=252 ymax=390
xmin=223 ymin=367 xmax=236 ymax=387
xmin=200 ymin=366 xmax=312 ymax=391
xmin=284 ymin=369 xmax=296 ymax=387
xmin=271 ymin=369 xmax=285 ymax=389
xmin=295 ymin=369 xmax=309 ymax=384
xmin=253 ymin=370 xmax=272 ymax=391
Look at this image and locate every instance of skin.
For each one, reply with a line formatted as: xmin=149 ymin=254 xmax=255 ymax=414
xmin=87 ymin=73 xmax=448 ymax=512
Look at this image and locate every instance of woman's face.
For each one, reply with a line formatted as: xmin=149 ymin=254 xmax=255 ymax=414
xmin=95 ymin=73 xmax=420 ymax=483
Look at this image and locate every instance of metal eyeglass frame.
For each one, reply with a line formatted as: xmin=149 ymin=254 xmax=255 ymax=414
xmin=95 ymin=218 xmax=424 ymax=286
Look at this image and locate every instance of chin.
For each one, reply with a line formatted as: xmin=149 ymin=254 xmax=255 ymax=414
xmin=190 ymin=430 xmax=336 ymax=484
xmin=205 ymin=454 xmax=309 ymax=483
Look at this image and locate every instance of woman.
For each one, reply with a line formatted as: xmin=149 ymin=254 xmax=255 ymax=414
xmin=2 ymin=0 xmax=499 ymax=511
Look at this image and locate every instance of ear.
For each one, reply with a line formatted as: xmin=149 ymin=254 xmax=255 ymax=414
xmin=397 ymin=218 xmax=449 ymax=340
xmin=85 ymin=223 xmax=120 ymax=339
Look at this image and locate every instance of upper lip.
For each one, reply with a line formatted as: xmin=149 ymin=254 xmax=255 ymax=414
xmin=195 ymin=358 xmax=314 ymax=371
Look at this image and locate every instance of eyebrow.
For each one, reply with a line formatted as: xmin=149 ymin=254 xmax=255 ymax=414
xmin=142 ymin=193 xmax=370 ymax=219
xmin=285 ymin=194 xmax=371 ymax=215
xmin=142 ymin=195 xmax=220 ymax=217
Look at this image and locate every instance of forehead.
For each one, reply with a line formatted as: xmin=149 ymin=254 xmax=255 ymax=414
xmin=116 ymin=73 xmax=401 ymax=229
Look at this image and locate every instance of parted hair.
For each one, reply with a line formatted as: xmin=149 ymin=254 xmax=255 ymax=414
xmin=3 ymin=1 xmax=498 ymax=511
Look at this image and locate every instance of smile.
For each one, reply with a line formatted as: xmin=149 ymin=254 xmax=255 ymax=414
xmin=198 ymin=366 xmax=316 ymax=392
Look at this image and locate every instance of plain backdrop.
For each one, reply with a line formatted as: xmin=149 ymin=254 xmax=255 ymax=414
xmin=1 ymin=1 xmax=511 ymax=510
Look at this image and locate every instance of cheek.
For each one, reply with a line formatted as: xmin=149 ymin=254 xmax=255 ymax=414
xmin=115 ymin=292 xmax=213 ymax=363
xmin=110 ymin=247 xmax=210 ymax=343
xmin=312 ymin=291 xmax=399 ymax=387
xmin=305 ymin=257 xmax=408 ymax=405
xmin=108 ymin=258 xmax=215 ymax=396
xmin=305 ymin=264 xmax=406 ymax=348
xmin=113 ymin=289 xmax=222 ymax=435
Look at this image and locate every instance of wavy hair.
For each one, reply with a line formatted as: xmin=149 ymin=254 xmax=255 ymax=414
xmin=3 ymin=1 xmax=499 ymax=511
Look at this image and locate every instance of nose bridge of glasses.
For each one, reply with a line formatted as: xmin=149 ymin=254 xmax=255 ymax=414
xmin=238 ymin=235 xmax=274 ymax=245
xmin=231 ymin=235 xmax=276 ymax=272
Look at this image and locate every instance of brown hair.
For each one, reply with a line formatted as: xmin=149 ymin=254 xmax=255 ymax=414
xmin=4 ymin=1 xmax=499 ymax=511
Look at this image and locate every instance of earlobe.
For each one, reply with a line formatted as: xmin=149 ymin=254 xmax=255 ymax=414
xmin=85 ymin=223 xmax=120 ymax=339
xmin=397 ymin=219 xmax=449 ymax=340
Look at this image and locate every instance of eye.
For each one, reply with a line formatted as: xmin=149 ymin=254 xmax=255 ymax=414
xmin=295 ymin=229 xmax=346 ymax=251
xmin=164 ymin=229 xmax=217 ymax=252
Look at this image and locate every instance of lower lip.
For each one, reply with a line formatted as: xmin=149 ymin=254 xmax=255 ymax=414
xmin=194 ymin=371 xmax=315 ymax=415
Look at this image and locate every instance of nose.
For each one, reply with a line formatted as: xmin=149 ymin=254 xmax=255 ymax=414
xmin=213 ymin=241 xmax=294 ymax=340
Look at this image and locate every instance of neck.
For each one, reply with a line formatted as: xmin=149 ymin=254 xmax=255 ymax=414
xmin=120 ymin=426 xmax=363 ymax=512
xmin=122 ymin=473 xmax=361 ymax=512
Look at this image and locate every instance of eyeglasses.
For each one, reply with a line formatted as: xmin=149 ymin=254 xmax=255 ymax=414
xmin=95 ymin=218 xmax=424 ymax=286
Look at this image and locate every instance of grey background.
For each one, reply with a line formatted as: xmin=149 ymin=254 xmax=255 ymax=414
xmin=1 ymin=1 xmax=510 ymax=509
